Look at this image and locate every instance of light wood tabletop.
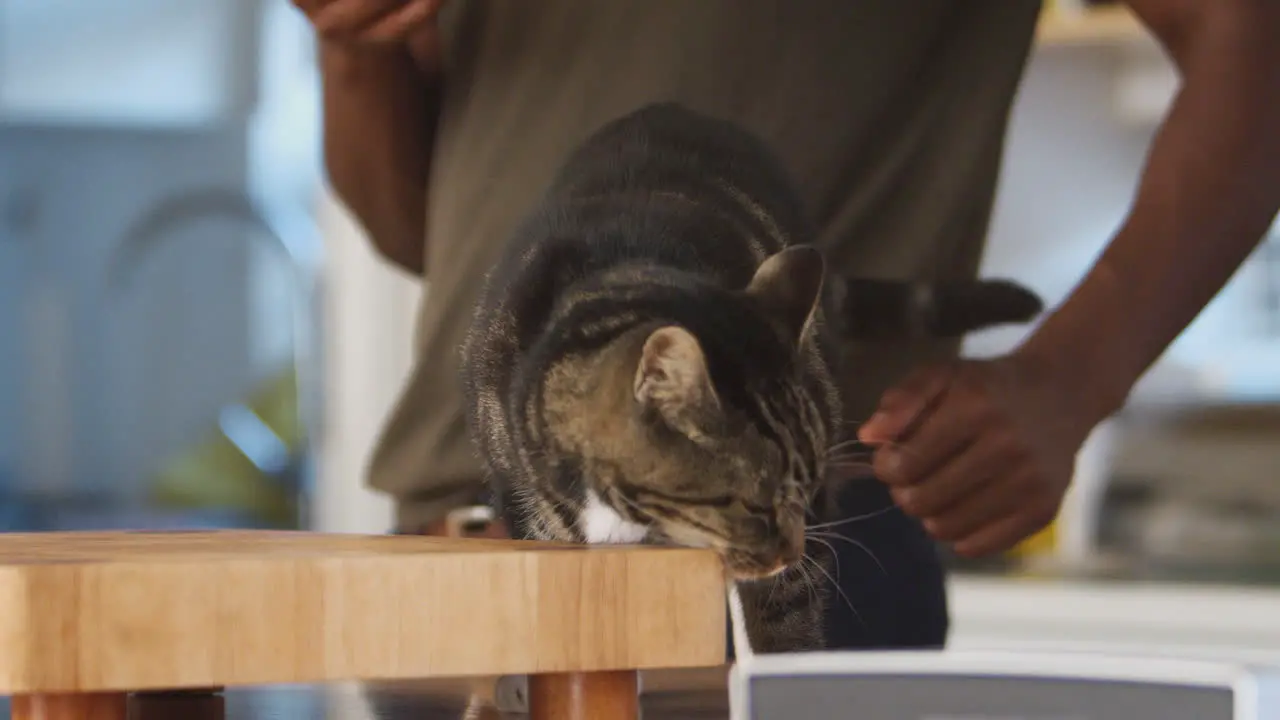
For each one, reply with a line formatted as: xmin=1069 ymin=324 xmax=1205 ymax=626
xmin=0 ymin=530 xmax=727 ymax=720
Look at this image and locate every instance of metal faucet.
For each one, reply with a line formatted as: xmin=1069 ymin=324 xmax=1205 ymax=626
xmin=106 ymin=187 xmax=323 ymax=529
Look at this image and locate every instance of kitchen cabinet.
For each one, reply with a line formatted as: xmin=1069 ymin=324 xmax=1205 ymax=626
xmin=949 ymin=575 xmax=1280 ymax=664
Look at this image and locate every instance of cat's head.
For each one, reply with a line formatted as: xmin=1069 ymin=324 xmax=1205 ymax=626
xmin=546 ymin=246 xmax=838 ymax=581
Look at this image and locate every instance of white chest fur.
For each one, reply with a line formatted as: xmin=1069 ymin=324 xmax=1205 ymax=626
xmin=579 ymin=491 xmax=649 ymax=544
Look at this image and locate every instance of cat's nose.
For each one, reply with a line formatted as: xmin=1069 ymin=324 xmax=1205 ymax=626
xmin=778 ymin=538 xmax=803 ymax=567
xmin=763 ymin=560 xmax=788 ymax=578
xmin=777 ymin=520 xmax=805 ymax=564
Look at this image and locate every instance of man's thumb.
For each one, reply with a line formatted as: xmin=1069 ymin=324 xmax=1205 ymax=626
xmin=858 ymin=367 xmax=952 ymax=443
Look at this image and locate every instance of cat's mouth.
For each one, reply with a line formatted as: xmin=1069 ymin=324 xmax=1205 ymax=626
xmin=656 ymin=521 xmax=803 ymax=580
xmin=723 ymin=548 xmax=801 ymax=582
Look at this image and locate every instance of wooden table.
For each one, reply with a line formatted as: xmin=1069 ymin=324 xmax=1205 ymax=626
xmin=0 ymin=531 xmax=726 ymax=719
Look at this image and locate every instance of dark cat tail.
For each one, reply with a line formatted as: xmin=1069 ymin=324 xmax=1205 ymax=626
xmin=833 ymin=276 xmax=1045 ymax=340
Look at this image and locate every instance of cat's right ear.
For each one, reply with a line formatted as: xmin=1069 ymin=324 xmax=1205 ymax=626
xmin=634 ymin=326 xmax=720 ymax=426
xmin=744 ymin=245 xmax=826 ymax=346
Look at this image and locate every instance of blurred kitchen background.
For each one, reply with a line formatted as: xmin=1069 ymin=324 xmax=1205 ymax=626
xmin=1 ymin=0 xmax=1278 ymax=687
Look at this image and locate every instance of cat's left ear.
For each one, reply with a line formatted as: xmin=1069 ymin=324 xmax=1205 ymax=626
xmin=744 ymin=245 xmax=826 ymax=345
xmin=634 ymin=326 xmax=720 ymax=424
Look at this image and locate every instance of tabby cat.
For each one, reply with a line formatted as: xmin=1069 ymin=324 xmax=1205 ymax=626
xmin=459 ymin=103 xmax=1042 ymax=654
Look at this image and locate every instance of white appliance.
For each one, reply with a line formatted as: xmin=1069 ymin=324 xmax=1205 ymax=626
xmin=729 ymin=650 xmax=1280 ymax=720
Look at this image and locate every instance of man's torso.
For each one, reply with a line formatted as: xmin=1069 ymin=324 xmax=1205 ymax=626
xmin=368 ymin=0 xmax=1042 ymax=516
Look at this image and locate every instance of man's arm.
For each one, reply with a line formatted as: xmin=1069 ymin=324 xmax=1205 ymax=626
xmin=320 ymin=41 xmax=440 ymax=275
xmin=1019 ymin=0 xmax=1280 ymax=423
xmin=856 ymin=0 xmax=1279 ymax=557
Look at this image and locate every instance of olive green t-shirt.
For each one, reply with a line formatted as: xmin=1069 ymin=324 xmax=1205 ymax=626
xmin=368 ymin=0 xmax=1042 ymax=530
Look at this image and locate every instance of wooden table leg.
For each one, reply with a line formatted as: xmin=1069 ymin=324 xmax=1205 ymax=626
xmin=11 ymin=693 xmax=128 ymax=720
xmin=527 ymin=670 xmax=638 ymax=720
xmin=129 ymin=688 xmax=225 ymax=720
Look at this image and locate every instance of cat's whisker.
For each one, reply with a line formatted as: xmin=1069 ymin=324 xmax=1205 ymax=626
xmin=824 ymin=438 xmax=866 ymax=456
xmin=827 ymin=458 xmax=874 ymax=466
xmin=806 ymin=504 xmax=896 ymax=531
xmin=824 ymin=450 xmax=875 ymax=461
xmin=824 ymin=461 xmax=875 ymax=474
xmin=871 ymin=439 xmax=924 ymax=459
xmin=827 ymin=439 xmax=925 ymax=466
xmin=807 ymin=530 xmax=861 ymax=550
xmin=807 ymin=531 xmax=888 ymax=576
xmin=826 ymin=457 xmax=872 ymax=464
xmin=802 ymin=554 xmax=864 ymax=628
xmin=807 ymin=531 xmax=863 ymax=558
xmin=826 ymin=449 xmax=873 ymax=459
xmin=825 ymin=445 xmax=872 ymax=456
xmin=846 ymin=537 xmax=887 ymax=576
xmin=764 ymin=572 xmax=783 ymax=606
xmin=795 ymin=560 xmax=819 ymax=609
xmin=825 ymin=455 xmax=874 ymax=467
xmin=826 ymin=469 xmax=875 ymax=479
xmin=805 ymin=536 xmax=841 ymax=583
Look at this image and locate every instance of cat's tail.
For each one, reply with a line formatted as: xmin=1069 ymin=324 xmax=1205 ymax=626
xmin=832 ymin=276 xmax=1045 ymax=340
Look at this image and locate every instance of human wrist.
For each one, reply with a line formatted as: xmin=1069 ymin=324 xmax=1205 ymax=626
xmin=1012 ymin=321 xmax=1132 ymax=435
xmin=319 ymin=36 xmax=441 ymax=84
xmin=320 ymin=37 xmax=410 ymax=67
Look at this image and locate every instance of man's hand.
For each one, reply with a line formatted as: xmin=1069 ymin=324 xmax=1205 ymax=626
xmin=294 ymin=0 xmax=442 ymax=44
xmin=301 ymin=0 xmax=444 ymax=274
xmin=858 ymin=353 xmax=1095 ymax=557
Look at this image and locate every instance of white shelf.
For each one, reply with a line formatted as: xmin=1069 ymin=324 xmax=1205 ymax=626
xmin=949 ymin=575 xmax=1280 ymax=659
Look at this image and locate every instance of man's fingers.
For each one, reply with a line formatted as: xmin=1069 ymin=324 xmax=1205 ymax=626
xmin=953 ymin=515 xmax=1029 ymax=558
xmin=953 ymin=497 xmax=1058 ymax=557
xmin=858 ymin=366 xmax=953 ymax=444
xmin=879 ymin=392 xmax=989 ymax=486
xmin=892 ymin=441 xmax=999 ymax=518
xmin=919 ymin=473 xmax=1024 ymax=542
xmin=362 ymin=0 xmax=440 ymax=42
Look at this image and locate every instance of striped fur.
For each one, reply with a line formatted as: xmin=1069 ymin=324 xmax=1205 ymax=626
xmin=460 ymin=103 xmax=1041 ymax=654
